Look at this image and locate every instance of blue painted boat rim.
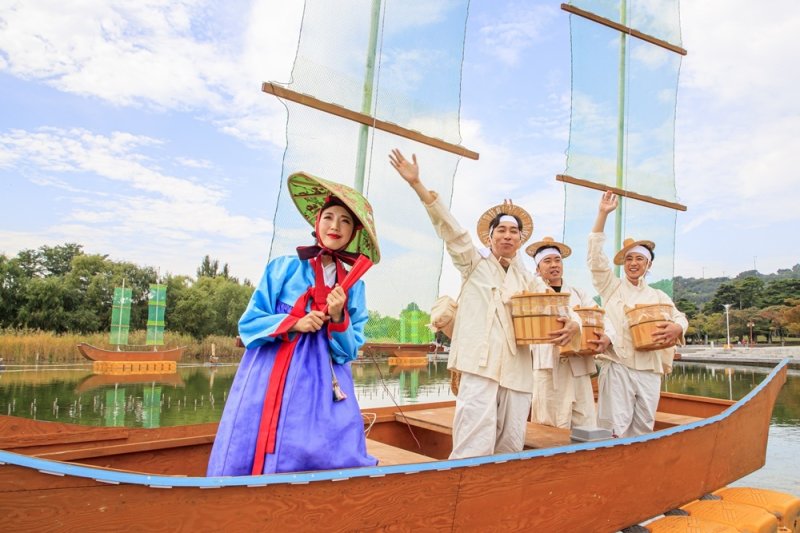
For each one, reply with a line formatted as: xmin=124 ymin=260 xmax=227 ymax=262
xmin=0 ymin=359 xmax=788 ymax=489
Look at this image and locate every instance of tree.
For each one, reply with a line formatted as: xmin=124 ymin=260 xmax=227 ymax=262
xmin=675 ymin=298 xmax=698 ymax=320
xmin=196 ymin=255 xmax=234 ymax=281
xmin=0 ymin=255 xmax=29 ymax=327
xmin=40 ymin=243 xmax=84 ymax=277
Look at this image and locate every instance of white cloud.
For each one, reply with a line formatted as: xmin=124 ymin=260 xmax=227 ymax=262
xmin=477 ymin=4 xmax=558 ymax=66
xmin=0 ymin=0 xmax=304 ymax=147
xmin=0 ymin=126 xmax=273 ymax=279
xmin=674 ymin=0 xmax=800 ymax=276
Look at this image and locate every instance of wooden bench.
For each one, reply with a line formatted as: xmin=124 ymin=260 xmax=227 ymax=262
xmin=366 ymin=439 xmax=432 ymax=466
xmin=395 ymin=407 xmax=572 ymax=450
xmin=395 ymin=406 xmax=704 ymax=450
xmin=654 ymin=411 xmax=704 ymax=427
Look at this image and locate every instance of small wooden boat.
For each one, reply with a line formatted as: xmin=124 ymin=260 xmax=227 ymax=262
xmin=77 ymin=342 xmax=184 ymax=362
xmin=0 ymin=360 xmax=788 ymax=532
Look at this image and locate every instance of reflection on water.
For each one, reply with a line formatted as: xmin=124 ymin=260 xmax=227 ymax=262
xmin=0 ymin=360 xmax=797 ymax=493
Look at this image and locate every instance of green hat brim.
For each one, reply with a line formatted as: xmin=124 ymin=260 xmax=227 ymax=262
xmin=287 ymin=172 xmax=381 ymax=264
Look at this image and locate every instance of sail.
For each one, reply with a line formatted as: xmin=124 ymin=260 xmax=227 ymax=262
xmin=146 ymin=283 xmax=167 ymax=346
xmin=560 ymin=1 xmax=685 ymax=297
xmin=109 ymin=287 xmax=132 ymax=346
xmin=266 ymin=0 xmax=471 ymax=342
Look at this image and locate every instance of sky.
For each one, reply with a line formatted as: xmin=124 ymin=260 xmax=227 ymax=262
xmin=1 ymin=1 xmax=799 ymax=308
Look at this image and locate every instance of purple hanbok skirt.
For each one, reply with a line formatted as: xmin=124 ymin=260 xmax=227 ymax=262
xmin=206 ymin=302 xmax=376 ymax=476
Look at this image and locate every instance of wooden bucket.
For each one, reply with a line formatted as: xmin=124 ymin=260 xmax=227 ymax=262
xmin=625 ymin=303 xmax=675 ymax=351
xmin=560 ymin=306 xmax=605 ymax=356
xmin=510 ymin=292 xmax=571 ymax=345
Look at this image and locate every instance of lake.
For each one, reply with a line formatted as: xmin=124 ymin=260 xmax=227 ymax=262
xmin=0 ymin=359 xmax=797 ymax=494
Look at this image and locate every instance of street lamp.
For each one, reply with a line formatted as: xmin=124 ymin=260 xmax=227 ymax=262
xmin=723 ymin=303 xmax=732 ymax=350
xmin=747 ymin=320 xmax=755 ymax=345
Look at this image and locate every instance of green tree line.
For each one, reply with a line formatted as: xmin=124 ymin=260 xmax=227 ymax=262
xmin=0 ymin=243 xmax=253 ymax=339
xmin=674 ymin=267 xmax=800 ymax=344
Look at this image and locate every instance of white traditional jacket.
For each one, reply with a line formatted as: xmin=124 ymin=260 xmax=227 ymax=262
xmin=587 ymin=232 xmax=688 ymax=374
xmin=424 ymin=192 xmax=551 ymax=393
xmin=531 ymin=282 xmax=617 ymax=377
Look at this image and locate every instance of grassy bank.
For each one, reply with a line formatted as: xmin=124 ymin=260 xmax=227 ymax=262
xmin=0 ymin=329 xmax=243 ymax=364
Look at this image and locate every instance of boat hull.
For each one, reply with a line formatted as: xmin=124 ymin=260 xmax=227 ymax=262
xmin=0 ymin=361 xmax=788 ymax=532
xmin=77 ymin=342 xmax=184 ymax=362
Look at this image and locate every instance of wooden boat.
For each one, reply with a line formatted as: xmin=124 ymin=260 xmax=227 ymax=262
xmin=77 ymin=342 xmax=184 ymax=363
xmin=0 ymin=359 xmax=788 ymax=532
xmin=78 ymin=282 xmax=183 ymax=363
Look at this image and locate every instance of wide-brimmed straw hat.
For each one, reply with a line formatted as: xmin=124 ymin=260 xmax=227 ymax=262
xmin=287 ymin=171 xmax=380 ymax=264
xmin=525 ymin=236 xmax=572 ymax=261
xmin=475 ymin=199 xmax=533 ymax=247
xmin=613 ymin=237 xmax=655 ymax=266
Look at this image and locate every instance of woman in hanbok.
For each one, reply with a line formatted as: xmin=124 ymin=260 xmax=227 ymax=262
xmin=207 ymin=172 xmax=380 ymax=476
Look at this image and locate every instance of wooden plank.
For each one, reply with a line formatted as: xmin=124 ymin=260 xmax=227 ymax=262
xmin=561 ymin=3 xmax=687 ymax=56
xmin=32 ymin=434 xmax=217 ymax=462
xmin=366 ymin=439 xmax=432 ymax=466
xmin=654 ymin=412 xmax=703 ymax=428
xmin=556 ymin=173 xmax=688 ymax=211
xmin=0 ymin=428 xmax=130 ymax=450
xmin=395 ymin=406 xmax=573 ymax=449
xmin=395 ymin=407 xmax=455 ymax=436
xmin=262 ymin=82 xmax=480 ymax=160
xmin=1 ymin=466 xmax=464 ymax=532
xmin=524 ymin=423 xmax=571 ymax=449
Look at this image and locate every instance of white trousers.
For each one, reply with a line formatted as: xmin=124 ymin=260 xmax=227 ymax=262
xmin=596 ymin=361 xmax=661 ymax=438
xmin=449 ymin=372 xmax=532 ymax=459
xmin=531 ymin=358 xmax=596 ymax=429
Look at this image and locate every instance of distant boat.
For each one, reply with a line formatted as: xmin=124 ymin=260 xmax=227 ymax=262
xmin=0 ymin=360 xmax=789 ymax=531
xmin=78 ymin=281 xmax=184 ymax=363
xmin=76 ymin=343 xmax=184 ymax=363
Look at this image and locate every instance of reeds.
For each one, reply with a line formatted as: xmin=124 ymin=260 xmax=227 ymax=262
xmin=0 ymin=329 xmax=243 ymax=364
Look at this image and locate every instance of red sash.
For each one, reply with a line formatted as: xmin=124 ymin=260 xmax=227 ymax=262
xmin=250 ymin=257 xmax=346 ymax=475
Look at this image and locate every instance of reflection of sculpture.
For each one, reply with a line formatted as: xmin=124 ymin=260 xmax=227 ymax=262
xmin=398 ymin=369 xmax=420 ymax=400
xmin=104 ymin=387 xmax=125 ymax=427
xmin=142 ymin=385 xmax=161 ymax=429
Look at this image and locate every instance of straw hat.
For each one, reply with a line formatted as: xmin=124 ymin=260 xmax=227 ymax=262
xmin=525 ymin=236 xmax=572 ymax=261
xmin=613 ymin=237 xmax=655 ymax=266
xmin=475 ymin=199 xmax=533 ymax=247
xmin=287 ymin=171 xmax=380 ymax=264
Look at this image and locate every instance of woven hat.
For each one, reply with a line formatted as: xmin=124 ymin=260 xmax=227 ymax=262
xmin=525 ymin=236 xmax=572 ymax=261
xmin=475 ymin=199 xmax=533 ymax=247
xmin=287 ymin=171 xmax=380 ymax=264
xmin=613 ymin=237 xmax=655 ymax=266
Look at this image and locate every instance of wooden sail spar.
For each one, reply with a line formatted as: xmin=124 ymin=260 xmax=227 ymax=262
xmin=557 ymin=174 xmax=687 ymax=211
xmin=262 ymin=82 xmax=479 ymax=160
xmin=558 ymin=2 xmax=687 ymax=213
xmin=561 ymin=3 xmax=687 ymax=56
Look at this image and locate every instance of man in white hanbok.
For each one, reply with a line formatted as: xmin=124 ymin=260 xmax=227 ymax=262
xmin=389 ymin=149 xmax=580 ymax=458
xmin=527 ymin=237 xmax=616 ymax=429
xmin=589 ymin=192 xmax=687 ymax=438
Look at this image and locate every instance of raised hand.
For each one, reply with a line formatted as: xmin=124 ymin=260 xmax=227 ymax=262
xmin=599 ymin=191 xmax=619 ymax=215
xmin=389 ymin=149 xmax=419 ymax=185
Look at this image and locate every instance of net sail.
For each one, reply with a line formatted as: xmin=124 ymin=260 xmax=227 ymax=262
xmin=109 ymin=286 xmax=132 ymax=346
xmin=146 ymin=283 xmax=167 ymax=346
xmin=266 ymin=0 xmax=472 ymax=343
xmin=561 ymin=0 xmax=685 ymax=298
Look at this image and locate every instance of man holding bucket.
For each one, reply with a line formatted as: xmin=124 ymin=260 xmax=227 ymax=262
xmin=389 ymin=149 xmax=579 ymax=458
xmin=589 ymin=191 xmax=687 ymax=438
xmin=526 ymin=236 xmax=616 ymax=429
